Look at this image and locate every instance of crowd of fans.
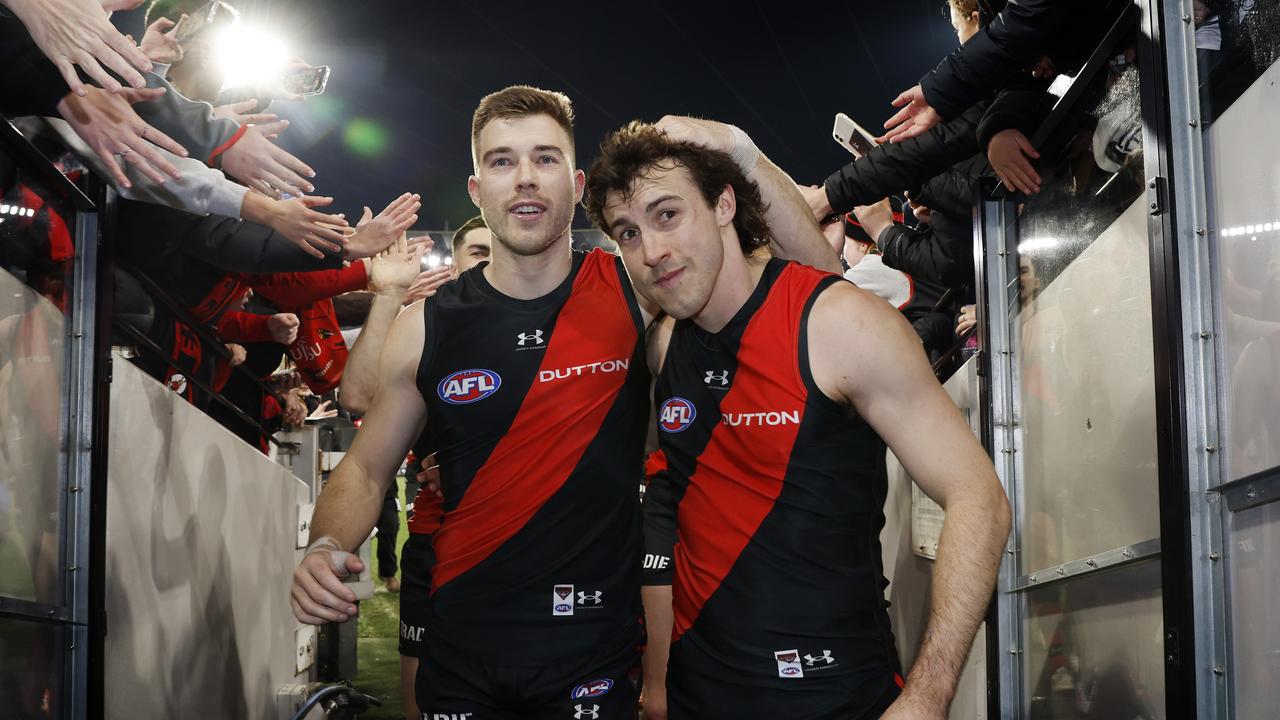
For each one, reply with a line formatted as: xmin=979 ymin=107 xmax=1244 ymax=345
xmin=2 ymin=0 xmax=1270 ymax=717
xmin=0 ymin=0 xmax=455 ymax=448
xmin=0 ymin=0 xmax=1235 ymax=444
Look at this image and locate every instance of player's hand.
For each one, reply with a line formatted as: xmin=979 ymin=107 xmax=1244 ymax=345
xmin=267 ymin=312 xmax=299 ymax=345
xmin=654 ymin=115 xmax=735 ymax=153
xmin=212 ymin=98 xmax=279 ymax=127
xmin=13 ymin=0 xmax=153 ymax=95
xmin=220 ymin=123 xmax=315 ymax=198
xmin=416 ymin=455 xmax=442 ymax=498
xmin=292 ymin=538 xmax=364 ymax=624
xmin=56 ymin=85 xmax=187 ymax=188
xmin=368 ymin=231 xmax=427 ymax=295
xmin=988 ymin=129 xmax=1041 ymax=195
xmin=139 ymin=15 xmax=185 ymax=65
xmin=879 ymin=84 xmax=941 ymax=144
xmin=344 ymin=193 xmax=422 ymax=259
xmin=404 ymin=266 xmax=453 ymax=305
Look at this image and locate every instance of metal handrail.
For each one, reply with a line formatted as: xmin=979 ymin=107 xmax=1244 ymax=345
xmin=0 ymin=117 xmax=94 ymax=211
xmin=112 ymin=318 xmax=283 ymax=447
xmin=114 ymin=259 xmax=289 ymax=414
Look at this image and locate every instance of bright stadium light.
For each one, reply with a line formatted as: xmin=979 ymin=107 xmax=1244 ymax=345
xmin=426 ymin=254 xmax=442 ymax=268
xmin=215 ymin=24 xmax=289 ymax=90
xmin=444 ymin=256 xmax=453 ymax=266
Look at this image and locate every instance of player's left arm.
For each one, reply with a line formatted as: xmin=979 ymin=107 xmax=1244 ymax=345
xmin=750 ymin=152 xmax=843 ymax=274
xmin=654 ymin=116 xmax=842 ymax=275
xmin=808 ymin=282 xmax=1010 ymax=718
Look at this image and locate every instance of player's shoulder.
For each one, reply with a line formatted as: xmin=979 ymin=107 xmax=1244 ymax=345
xmin=808 ymin=276 xmax=906 ymax=351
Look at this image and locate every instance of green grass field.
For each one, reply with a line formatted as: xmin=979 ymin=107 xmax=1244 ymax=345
xmin=355 ymin=475 xmax=412 ymax=720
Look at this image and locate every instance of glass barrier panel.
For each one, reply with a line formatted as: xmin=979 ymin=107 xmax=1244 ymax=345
xmin=1198 ymin=4 xmax=1280 ymax=481
xmin=0 ymin=616 xmax=65 ymax=717
xmin=0 ymin=140 xmax=78 ymax=606
xmin=1022 ymin=560 xmax=1164 ymax=719
xmin=1011 ymin=55 xmax=1160 ymax=573
xmin=1226 ymin=496 xmax=1280 ymax=717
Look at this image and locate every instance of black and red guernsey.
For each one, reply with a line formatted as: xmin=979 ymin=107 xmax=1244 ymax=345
xmin=651 ymin=258 xmax=901 ymax=716
xmin=414 ymin=248 xmax=648 ymax=665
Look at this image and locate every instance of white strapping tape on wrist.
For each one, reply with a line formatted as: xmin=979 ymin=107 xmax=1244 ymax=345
xmin=305 ymin=535 xmax=356 ymax=578
xmin=727 ymin=124 xmax=761 ymax=173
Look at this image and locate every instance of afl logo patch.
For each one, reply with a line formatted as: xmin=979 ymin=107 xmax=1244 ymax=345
xmin=437 ymin=369 xmax=501 ymax=405
xmin=570 ymin=678 xmax=613 ymax=699
xmin=658 ymin=397 xmax=696 ymax=433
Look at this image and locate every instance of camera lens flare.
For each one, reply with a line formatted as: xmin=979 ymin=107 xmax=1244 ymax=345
xmin=344 ymin=119 xmax=391 ymax=158
xmin=215 ymin=24 xmax=290 ymax=90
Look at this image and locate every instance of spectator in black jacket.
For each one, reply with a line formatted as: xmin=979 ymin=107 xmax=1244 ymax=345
xmin=825 ymin=210 xmax=957 ymax=362
xmin=801 ymin=0 xmax=1053 ymax=222
xmin=882 ymin=0 xmax=1116 ymax=144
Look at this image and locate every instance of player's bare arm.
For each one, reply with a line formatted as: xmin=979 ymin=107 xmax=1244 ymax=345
xmin=808 ymin=281 xmax=1010 ymax=718
xmin=291 ymin=301 xmax=430 ymax=625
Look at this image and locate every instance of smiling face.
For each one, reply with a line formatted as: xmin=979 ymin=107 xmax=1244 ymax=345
xmin=602 ymin=164 xmax=737 ymax=321
xmin=467 ymin=113 xmax=583 ymax=258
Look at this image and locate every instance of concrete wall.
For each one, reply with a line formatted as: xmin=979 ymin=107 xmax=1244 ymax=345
xmin=104 ymin=355 xmax=309 ymax=719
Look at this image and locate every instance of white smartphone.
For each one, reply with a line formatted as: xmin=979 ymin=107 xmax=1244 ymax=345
xmin=832 ymin=113 xmax=879 ymax=158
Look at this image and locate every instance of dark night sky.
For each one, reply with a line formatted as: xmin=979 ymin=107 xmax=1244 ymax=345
xmin=114 ymin=1 xmax=960 ymax=231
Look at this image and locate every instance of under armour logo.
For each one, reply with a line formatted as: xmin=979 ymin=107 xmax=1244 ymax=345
xmin=704 ymin=370 xmax=729 ymax=387
xmin=573 ymin=705 xmax=600 ymax=719
xmin=577 ymin=591 xmax=602 ymax=605
xmin=517 ymin=330 xmax=544 ymax=346
xmin=804 ymin=650 xmax=835 ymax=666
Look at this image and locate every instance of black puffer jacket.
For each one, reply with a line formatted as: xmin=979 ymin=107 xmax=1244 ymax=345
xmin=823 ymin=75 xmax=1050 ymax=213
xmin=823 ymin=101 xmax=987 ymax=214
xmin=878 ymin=220 xmax=971 ymax=290
xmin=920 ymin=0 xmax=1117 ymax=120
xmin=119 ymin=200 xmax=343 ymax=288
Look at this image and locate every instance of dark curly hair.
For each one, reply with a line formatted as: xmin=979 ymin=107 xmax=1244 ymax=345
xmin=584 ymin=121 xmax=770 ymax=255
